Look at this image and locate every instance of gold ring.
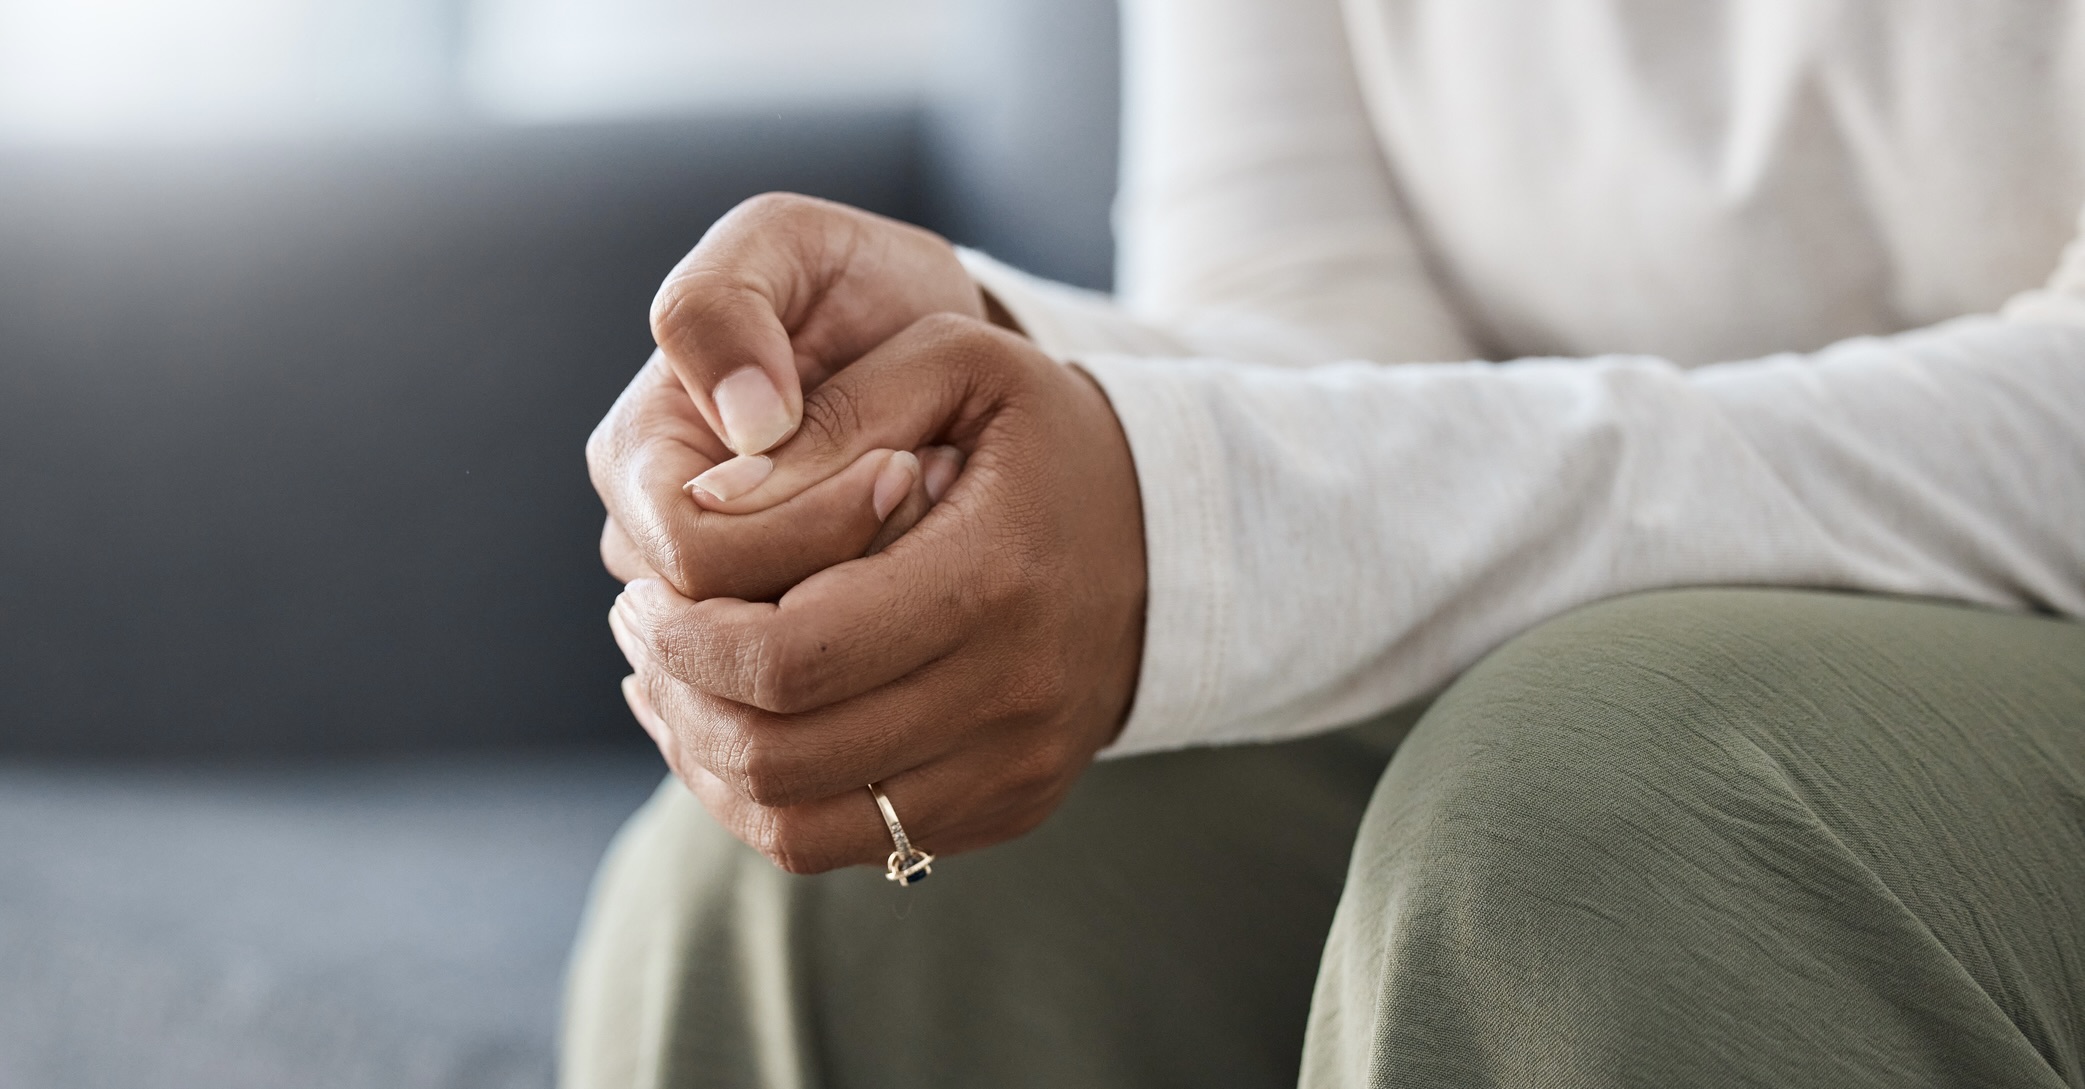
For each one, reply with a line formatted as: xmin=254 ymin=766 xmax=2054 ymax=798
xmin=867 ymin=782 xmax=934 ymax=886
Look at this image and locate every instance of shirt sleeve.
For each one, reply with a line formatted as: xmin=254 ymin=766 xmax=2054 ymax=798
xmin=962 ymin=0 xmax=2085 ymax=757
xmin=1070 ymin=217 xmax=2085 ymax=754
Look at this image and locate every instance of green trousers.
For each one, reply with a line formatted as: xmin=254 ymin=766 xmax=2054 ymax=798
xmin=561 ymin=590 xmax=2085 ymax=1088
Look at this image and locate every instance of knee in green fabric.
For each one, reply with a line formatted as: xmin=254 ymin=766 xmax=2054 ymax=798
xmin=1308 ymin=589 xmax=2085 ymax=1089
xmin=1372 ymin=589 xmax=1818 ymax=875
xmin=1379 ymin=588 xmax=2085 ymax=897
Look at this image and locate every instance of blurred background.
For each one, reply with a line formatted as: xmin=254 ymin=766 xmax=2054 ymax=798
xmin=0 ymin=0 xmax=1119 ymax=1084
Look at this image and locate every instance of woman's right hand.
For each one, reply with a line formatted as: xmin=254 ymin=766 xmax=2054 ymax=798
xmin=586 ymin=193 xmax=986 ymax=600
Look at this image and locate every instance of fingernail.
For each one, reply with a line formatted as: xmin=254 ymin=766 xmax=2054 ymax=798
xmin=872 ymin=450 xmax=919 ymax=521
xmin=685 ymin=454 xmax=773 ymax=503
xmin=712 ymin=366 xmax=795 ymax=455
xmin=922 ymin=445 xmax=964 ymax=502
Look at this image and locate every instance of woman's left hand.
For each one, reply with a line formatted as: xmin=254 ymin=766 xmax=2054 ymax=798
xmin=607 ymin=313 xmax=1148 ymax=872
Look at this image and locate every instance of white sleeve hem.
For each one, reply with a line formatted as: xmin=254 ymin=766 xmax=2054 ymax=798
xmin=1071 ymin=354 xmax=1239 ymax=758
xmin=955 ymin=248 xmax=1192 ymax=361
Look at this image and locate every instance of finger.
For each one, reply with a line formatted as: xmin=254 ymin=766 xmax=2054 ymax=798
xmin=586 ymin=350 xmax=726 ymax=581
xmin=865 ymin=445 xmax=960 ymax=554
xmin=591 ymin=354 xmax=928 ymax=601
xmin=684 ymin=441 xmax=953 ymax=510
xmin=600 ymin=516 xmax=658 ymax=583
xmin=618 ymin=674 xmax=678 ymax=772
xmin=920 ymin=444 xmax=965 ymax=502
xmin=607 ymin=604 xmax=648 ymax=677
xmin=650 ymin=194 xmax=976 ymax=457
xmin=649 ymin=199 xmax=809 ymax=456
xmin=614 ymin=613 xmax=691 ymax=781
xmin=654 ymin=279 xmax=802 ymax=457
xmin=613 ymin=321 xmax=1034 ymax=709
xmin=681 ymin=752 xmax=1058 ymax=875
xmin=632 ymin=643 xmax=998 ymax=806
xmin=617 ymin=484 xmax=987 ymax=713
xmin=865 ymin=468 xmax=931 ymax=555
xmin=680 ymin=313 xmax=1017 ymax=515
xmin=677 ymin=448 xmax=919 ymax=602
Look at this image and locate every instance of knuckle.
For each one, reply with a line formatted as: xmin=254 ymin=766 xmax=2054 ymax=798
xmin=734 ymin=735 xmax=801 ymax=808
xmin=909 ymin=309 xmax=978 ymax=343
xmin=636 ymin=671 xmax=679 ymax=738
xmin=602 ymin=445 xmax=698 ymax=592
xmin=745 ymin=629 xmax=817 ymax=714
xmin=912 ymin=311 xmax=1013 ymax=378
xmin=585 ymin=385 xmax=645 ymax=472
xmin=657 ymin=516 xmax=724 ymax=601
xmin=695 ymin=705 xmax=812 ymax=810
xmin=638 ymin=608 xmax=699 ymax=683
xmin=769 ymin=850 xmax=824 ymax=876
xmin=984 ymin=655 xmax=1067 ymax=726
xmin=597 ymin=521 xmax=627 ymax=575
xmin=975 ymin=568 xmax=1039 ymax=628
xmin=583 ymin=420 xmax=614 ymax=483
xmin=585 ymin=414 xmax=644 ymax=506
xmin=660 ymin=727 xmax=692 ymax=781
xmin=698 ymin=704 xmax=756 ymax=785
xmin=649 ymin=267 xmax=739 ymax=341
xmin=742 ymin=806 xmax=786 ymax=862
xmin=794 ymin=380 xmax=867 ymax=458
xmin=1003 ymin=741 xmax=1069 ymax=796
xmin=752 ymin=812 xmax=828 ymax=875
xmin=736 ymin=190 xmax=815 ymax=224
xmin=646 ymin=270 xmax=698 ymax=335
xmin=1010 ymin=667 xmax=1072 ymax=719
xmin=658 ymin=550 xmax=701 ymax=601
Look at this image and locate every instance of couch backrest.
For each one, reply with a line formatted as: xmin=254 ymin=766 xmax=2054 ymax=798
xmin=0 ymin=115 xmax=905 ymax=755
xmin=0 ymin=0 xmax=1122 ymax=757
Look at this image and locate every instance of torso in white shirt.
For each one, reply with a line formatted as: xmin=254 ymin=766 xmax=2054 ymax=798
xmin=1343 ymin=0 xmax=2085 ymax=363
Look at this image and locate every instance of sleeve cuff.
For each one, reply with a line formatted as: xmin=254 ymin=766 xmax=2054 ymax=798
xmin=1071 ymin=353 xmax=1241 ymax=758
xmin=954 ymin=251 xmax=1243 ymax=755
xmin=956 ymin=248 xmax=1191 ymax=361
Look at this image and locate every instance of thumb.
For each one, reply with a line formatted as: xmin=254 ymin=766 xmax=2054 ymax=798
xmin=648 ymin=193 xmax=986 ymax=458
xmin=685 ymin=314 xmax=1017 ymax=515
xmin=650 ymin=273 xmax=803 ymax=457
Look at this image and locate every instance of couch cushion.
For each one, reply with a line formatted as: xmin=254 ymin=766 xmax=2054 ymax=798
xmin=0 ymin=747 xmax=664 ymax=1089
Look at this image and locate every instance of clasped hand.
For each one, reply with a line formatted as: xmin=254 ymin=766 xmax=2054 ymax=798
xmin=587 ymin=194 xmax=1146 ymax=873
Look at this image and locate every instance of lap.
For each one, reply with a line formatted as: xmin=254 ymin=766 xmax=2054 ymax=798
xmin=563 ymin=589 xmax=2085 ymax=1089
xmin=561 ymin=703 xmax=1417 ymax=1089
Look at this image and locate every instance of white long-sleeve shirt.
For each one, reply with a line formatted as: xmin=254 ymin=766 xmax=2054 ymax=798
xmin=960 ymin=0 xmax=2085 ymax=756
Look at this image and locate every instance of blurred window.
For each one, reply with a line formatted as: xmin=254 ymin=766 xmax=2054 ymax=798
xmin=0 ymin=0 xmax=950 ymax=143
xmin=463 ymin=0 xmax=950 ymax=121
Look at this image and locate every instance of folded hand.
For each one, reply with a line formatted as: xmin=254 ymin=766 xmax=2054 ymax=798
xmin=589 ymin=195 xmax=1147 ymax=872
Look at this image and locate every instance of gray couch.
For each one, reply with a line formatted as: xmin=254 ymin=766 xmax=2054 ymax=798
xmin=0 ymin=2 xmax=1118 ymax=1085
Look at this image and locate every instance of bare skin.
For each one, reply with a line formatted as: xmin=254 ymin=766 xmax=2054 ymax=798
xmin=587 ymin=193 xmax=1147 ymax=873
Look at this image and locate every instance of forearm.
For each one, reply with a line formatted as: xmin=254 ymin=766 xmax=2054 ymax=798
xmin=1078 ymin=314 xmax=2085 ymax=755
